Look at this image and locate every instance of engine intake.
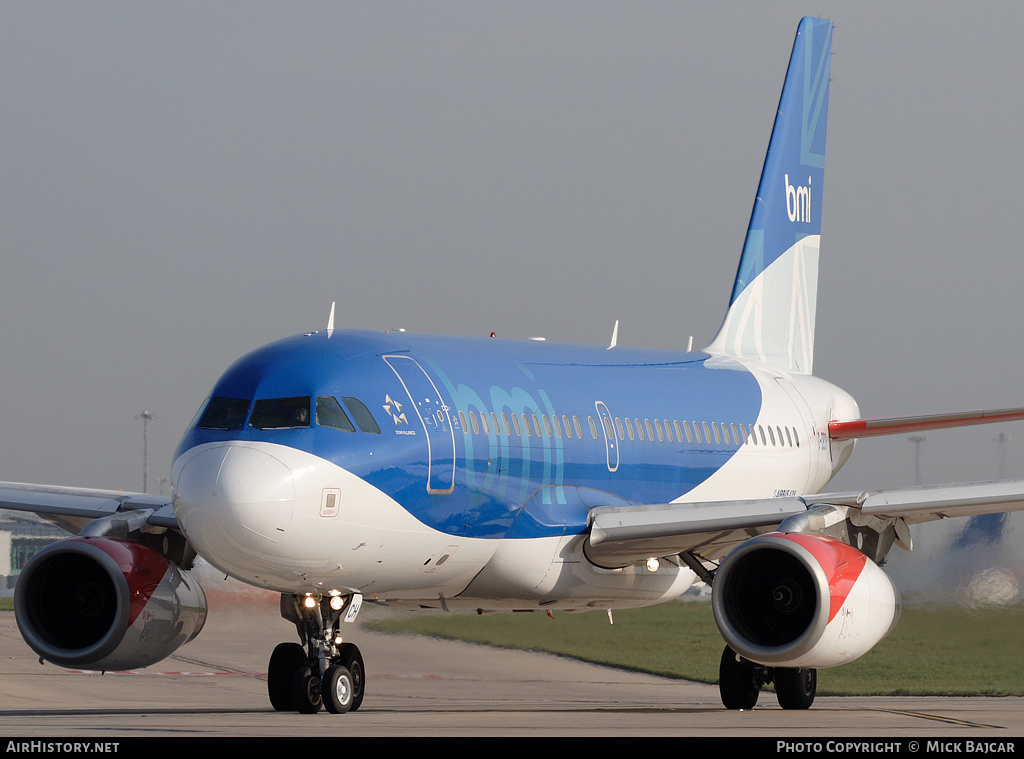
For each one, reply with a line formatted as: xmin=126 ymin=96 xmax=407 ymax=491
xmin=15 ymin=537 xmax=207 ymax=671
xmin=712 ymin=532 xmax=900 ymax=669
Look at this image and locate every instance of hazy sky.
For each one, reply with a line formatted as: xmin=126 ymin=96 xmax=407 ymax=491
xmin=2 ymin=2 xmax=1024 ymax=587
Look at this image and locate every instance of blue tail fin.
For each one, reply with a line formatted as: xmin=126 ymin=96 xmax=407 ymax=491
xmin=706 ymin=17 xmax=832 ymax=374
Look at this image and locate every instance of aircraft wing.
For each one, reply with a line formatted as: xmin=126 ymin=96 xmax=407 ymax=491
xmin=0 ymin=481 xmax=176 ymax=535
xmin=584 ymin=479 xmax=1024 ymax=569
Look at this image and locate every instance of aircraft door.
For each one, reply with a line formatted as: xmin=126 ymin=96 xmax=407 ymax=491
xmin=594 ymin=401 xmax=619 ymax=473
xmin=383 ymin=355 xmax=456 ymax=495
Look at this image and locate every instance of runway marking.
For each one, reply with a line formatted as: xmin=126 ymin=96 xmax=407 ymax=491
xmin=868 ymin=708 xmax=1004 ymax=730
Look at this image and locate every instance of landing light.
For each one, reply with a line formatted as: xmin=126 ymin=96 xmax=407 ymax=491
xmin=646 ymin=557 xmax=660 ymax=572
xmin=330 ymin=595 xmax=344 ymax=611
xmin=303 ymin=595 xmax=317 ymax=609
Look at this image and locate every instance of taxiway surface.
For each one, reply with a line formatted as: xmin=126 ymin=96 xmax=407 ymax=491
xmin=0 ymin=595 xmax=1021 ymax=738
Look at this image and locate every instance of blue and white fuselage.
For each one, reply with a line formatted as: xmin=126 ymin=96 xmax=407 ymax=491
xmin=171 ymin=16 xmax=845 ymax=612
xmin=14 ymin=18 xmax=1024 ymax=714
xmin=171 ymin=329 xmax=856 ymax=609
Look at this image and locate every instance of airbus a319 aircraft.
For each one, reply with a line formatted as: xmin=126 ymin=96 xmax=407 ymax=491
xmin=4 ymin=17 xmax=1024 ymax=714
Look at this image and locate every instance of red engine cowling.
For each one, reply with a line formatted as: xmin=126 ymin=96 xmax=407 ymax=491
xmin=711 ymin=532 xmax=901 ymax=668
xmin=14 ymin=537 xmax=207 ymax=671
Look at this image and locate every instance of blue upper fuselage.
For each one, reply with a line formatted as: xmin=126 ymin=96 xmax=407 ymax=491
xmin=174 ymin=329 xmax=762 ymax=540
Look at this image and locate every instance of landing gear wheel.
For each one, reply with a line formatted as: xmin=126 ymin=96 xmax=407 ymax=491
xmin=775 ymin=667 xmax=816 ymax=710
xmin=338 ymin=643 xmax=365 ymax=712
xmin=719 ymin=646 xmax=760 ymax=710
xmin=292 ymin=664 xmax=323 ymax=714
xmin=322 ymin=664 xmax=354 ymax=714
xmin=268 ymin=642 xmax=305 ymax=712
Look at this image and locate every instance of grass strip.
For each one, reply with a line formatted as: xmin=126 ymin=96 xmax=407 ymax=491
xmin=366 ymin=599 xmax=1024 ymax=696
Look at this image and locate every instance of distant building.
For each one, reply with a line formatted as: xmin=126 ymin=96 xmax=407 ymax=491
xmin=0 ymin=511 xmax=67 ymax=592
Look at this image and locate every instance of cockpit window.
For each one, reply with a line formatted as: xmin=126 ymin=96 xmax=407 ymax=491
xmin=249 ymin=397 xmax=311 ymax=429
xmin=316 ymin=396 xmax=355 ymax=432
xmin=198 ymin=397 xmax=250 ymax=430
xmin=342 ymin=397 xmax=381 ymax=434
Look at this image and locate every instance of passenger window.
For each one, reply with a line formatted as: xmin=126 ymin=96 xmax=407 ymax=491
xmin=479 ymin=412 xmax=490 ymax=435
xmin=635 ymin=418 xmax=644 ymax=441
xmin=588 ymin=416 xmax=598 ymax=439
xmin=625 ymin=417 xmax=635 ymax=441
xmin=458 ymin=410 xmax=468 ymax=432
xmin=543 ymin=415 xmax=553 ymax=438
xmin=316 ymin=396 xmax=355 ymax=432
xmin=664 ymin=420 xmax=673 ymax=443
xmin=342 ymin=397 xmax=381 ymax=434
xmin=692 ymin=421 xmax=702 ymax=444
xmin=562 ymin=414 xmax=572 ymax=438
xmin=573 ymin=416 xmax=583 ymax=438
xmin=491 ymin=412 xmax=501 ymax=435
xmin=512 ymin=413 xmax=522 ymax=436
xmin=502 ymin=413 xmax=511 ymax=436
xmin=654 ymin=419 xmax=664 ymax=442
xmin=552 ymin=415 xmax=562 ymax=438
xmin=615 ymin=417 xmax=624 ymax=440
xmin=522 ymin=413 xmax=531 ymax=436
xmin=792 ymin=427 xmax=800 ymax=447
xmin=533 ymin=414 xmax=542 ymax=437
xmin=198 ymin=397 xmax=250 ymax=430
xmin=470 ymin=412 xmax=480 ymax=435
xmin=250 ymin=397 xmax=311 ymax=429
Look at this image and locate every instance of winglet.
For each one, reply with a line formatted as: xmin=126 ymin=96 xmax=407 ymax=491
xmin=327 ymin=302 xmax=335 ymax=338
xmin=607 ymin=320 xmax=619 ymax=350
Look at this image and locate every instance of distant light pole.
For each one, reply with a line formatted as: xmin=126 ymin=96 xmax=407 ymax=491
xmin=994 ymin=432 xmax=1012 ymax=479
xmin=908 ymin=434 xmax=926 ymax=486
xmin=136 ymin=410 xmax=156 ymax=493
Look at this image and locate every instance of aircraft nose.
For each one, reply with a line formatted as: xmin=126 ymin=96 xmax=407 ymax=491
xmin=174 ymin=444 xmax=296 ymax=566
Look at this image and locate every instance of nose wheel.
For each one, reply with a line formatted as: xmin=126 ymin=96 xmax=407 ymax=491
xmin=268 ymin=592 xmax=365 ymax=714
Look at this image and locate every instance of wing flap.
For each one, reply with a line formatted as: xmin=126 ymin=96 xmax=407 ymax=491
xmin=585 ymin=497 xmax=808 ymax=568
xmin=855 ymin=479 xmax=1024 ymax=522
xmin=584 ymin=480 xmax=1024 ymax=569
xmin=0 ymin=481 xmax=175 ymax=534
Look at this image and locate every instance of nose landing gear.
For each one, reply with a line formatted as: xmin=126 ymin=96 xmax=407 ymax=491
xmin=268 ymin=592 xmax=365 ymax=714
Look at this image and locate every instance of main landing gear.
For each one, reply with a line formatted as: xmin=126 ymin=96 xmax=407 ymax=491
xmin=268 ymin=592 xmax=365 ymax=714
xmin=719 ymin=645 xmax=816 ymax=710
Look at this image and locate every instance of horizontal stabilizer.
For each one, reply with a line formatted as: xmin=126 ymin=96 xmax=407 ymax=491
xmin=829 ymin=407 xmax=1024 ymax=440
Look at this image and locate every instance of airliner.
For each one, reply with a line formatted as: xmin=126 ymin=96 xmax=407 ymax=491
xmin=4 ymin=17 xmax=1024 ymax=714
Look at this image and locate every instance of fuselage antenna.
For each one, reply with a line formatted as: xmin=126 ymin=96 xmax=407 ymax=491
xmin=607 ymin=320 xmax=619 ymax=350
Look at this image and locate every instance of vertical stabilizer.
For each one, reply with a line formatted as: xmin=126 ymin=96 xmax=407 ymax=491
xmin=705 ymin=17 xmax=832 ymax=374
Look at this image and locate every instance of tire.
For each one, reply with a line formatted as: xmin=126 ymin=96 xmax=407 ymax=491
xmin=775 ymin=667 xmax=816 ymax=710
xmin=268 ymin=642 xmax=305 ymax=712
xmin=292 ymin=664 xmax=323 ymax=714
xmin=322 ymin=664 xmax=354 ymax=714
xmin=719 ymin=646 xmax=760 ymax=710
xmin=338 ymin=643 xmax=365 ymax=712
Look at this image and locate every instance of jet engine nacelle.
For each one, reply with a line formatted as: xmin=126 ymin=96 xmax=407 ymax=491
xmin=711 ymin=532 xmax=900 ymax=669
xmin=15 ymin=537 xmax=207 ymax=671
